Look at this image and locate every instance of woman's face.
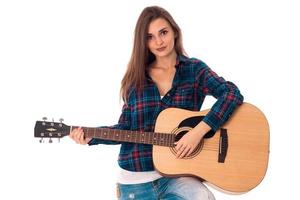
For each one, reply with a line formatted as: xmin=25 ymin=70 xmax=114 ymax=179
xmin=147 ymin=18 xmax=176 ymax=59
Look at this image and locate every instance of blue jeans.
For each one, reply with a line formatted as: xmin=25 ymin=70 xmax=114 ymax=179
xmin=117 ymin=177 xmax=215 ymax=200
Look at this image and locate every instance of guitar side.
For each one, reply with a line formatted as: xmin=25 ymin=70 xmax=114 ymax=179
xmin=152 ymin=103 xmax=270 ymax=193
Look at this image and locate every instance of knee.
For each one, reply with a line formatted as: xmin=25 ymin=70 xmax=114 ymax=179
xmin=171 ymin=177 xmax=215 ymax=200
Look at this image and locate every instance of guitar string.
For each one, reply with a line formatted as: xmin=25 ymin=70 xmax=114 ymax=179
xmin=83 ymin=127 xmax=222 ymax=150
xmin=69 ymin=128 xmax=220 ymax=151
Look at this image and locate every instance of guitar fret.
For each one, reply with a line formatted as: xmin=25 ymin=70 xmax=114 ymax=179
xmin=164 ymin=133 xmax=167 ymax=146
xmin=120 ymin=129 xmax=124 ymax=142
xmin=153 ymin=132 xmax=157 ymax=145
xmin=158 ymin=133 xmax=161 ymax=145
xmin=133 ymin=131 xmax=136 ymax=143
xmin=126 ymin=130 xmax=130 ymax=142
xmin=169 ymin=133 xmax=173 ymax=147
xmin=167 ymin=133 xmax=169 ymax=146
xmin=105 ymin=129 xmax=109 ymax=139
xmin=135 ymin=131 xmax=139 ymax=143
xmin=138 ymin=131 xmax=142 ymax=144
xmin=101 ymin=129 xmax=104 ymax=138
xmin=104 ymin=129 xmax=107 ymax=139
xmin=146 ymin=132 xmax=150 ymax=145
xmin=123 ymin=130 xmax=127 ymax=142
xmin=169 ymin=134 xmax=173 ymax=147
xmin=86 ymin=128 xmax=89 ymax=138
xmin=122 ymin=130 xmax=126 ymax=142
xmin=154 ymin=133 xmax=158 ymax=145
xmin=115 ymin=129 xmax=119 ymax=141
xmin=141 ymin=132 xmax=144 ymax=144
xmin=106 ymin=129 xmax=110 ymax=139
xmin=141 ymin=133 xmax=145 ymax=144
xmin=97 ymin=129 xmax=100 ymax=138
xmin=114 ymin=129 xmax=118 ymax=141
xmin=131 ymin=131 xmax=135 ymax=143
xmin=158 ymin=133 xmax=162 ymax=145
xmin=161 ymin=133 xmax=165 ymax=146
xmin=136 ymin=131 xmax=140 ymax=144
xmin=112 ymin=129 xmax=115 ymax=140
xmin=143 ymin=133 xmax=146 ymax=144
xmin=149 ymin=132 xmax=153 ymax=145
xmin=108 ymin=129 xmax=112 ymax=140
xmin=151 ymin=132 xmax=154 ymax=145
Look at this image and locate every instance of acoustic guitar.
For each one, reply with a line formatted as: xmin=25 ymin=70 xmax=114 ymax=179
xmin=34 ymin=102 xmax=269 ymax=193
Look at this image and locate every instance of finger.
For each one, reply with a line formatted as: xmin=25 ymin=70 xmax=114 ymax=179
xmin=176 ymin=144 xmax=186 ymax=158
xmin=178 ymin=147 xmax=190 ymax=158
xmin=75 ymin=128 xmax=83 ymax=142
xmin=185 ymin=147 xmax=194 ymax=157
xmin=84 ymin=137 xmax=92 ymax=144
xmin=79 ymin=133 xmax=87 ymax=144
xmin=78 ymin=128 xmax=84 ymax=141
xmin=71 ymin=128 xmax=80 ymax=143
xmin=78 ymin=128 xmax=87 ymax=144
xmin=69 ymin=128 xmax=79 ymax=140
xmin=175 ymin=142 xmax=183 ymax=152
xmin=176 ymin=147 xmax=185 ymax=158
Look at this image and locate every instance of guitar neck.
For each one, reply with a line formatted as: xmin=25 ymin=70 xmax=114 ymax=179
xmin=70 ymin=126 xmax=175 ymax=147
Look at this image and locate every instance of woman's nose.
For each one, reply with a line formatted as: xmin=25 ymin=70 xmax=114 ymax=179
xmin=155 ymin=36 xmax=163 ymax=46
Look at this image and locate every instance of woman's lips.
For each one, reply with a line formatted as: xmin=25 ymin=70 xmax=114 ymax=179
xmin=156 ymin=46 xmax=166 ymax=52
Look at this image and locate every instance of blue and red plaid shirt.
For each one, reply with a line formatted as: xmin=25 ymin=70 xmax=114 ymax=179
xmin=89 ymin=55 xmax=243 ymax=172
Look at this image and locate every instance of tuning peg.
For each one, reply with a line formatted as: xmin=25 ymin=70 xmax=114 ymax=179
xmin=49 ymin=138 xmax=53 ymax=143
xmin=39 ymin=138 xmax=44 ymax=143
xmin=42 ymin=117 xmax=47 ymax=125
xmin=59 ymin=118 xmax=64 ymax=127
xmin=50 ymin=118 xmax=54 ymax=126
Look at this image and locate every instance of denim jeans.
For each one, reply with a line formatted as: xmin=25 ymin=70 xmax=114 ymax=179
xmin=117 ymin=177 xmax=215 ymax=200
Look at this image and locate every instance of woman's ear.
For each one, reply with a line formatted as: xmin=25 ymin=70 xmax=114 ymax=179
xmin=174 ymin=31 xmax=178 ymax=38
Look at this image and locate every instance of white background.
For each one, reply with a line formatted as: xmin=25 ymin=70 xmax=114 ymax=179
xmin=0 ymin=0 xmax=299 ymax=199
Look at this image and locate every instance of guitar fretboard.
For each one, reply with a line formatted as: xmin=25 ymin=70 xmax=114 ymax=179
xmin=71 ymin=127 xmax=175 ymax=147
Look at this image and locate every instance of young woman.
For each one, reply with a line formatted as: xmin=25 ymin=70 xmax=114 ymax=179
xmin=70 ymin=6 xmax=243 ymax=200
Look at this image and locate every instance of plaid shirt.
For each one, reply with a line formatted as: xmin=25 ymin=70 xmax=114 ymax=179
xmin=89 ymin=55 xmax=243 ymax=172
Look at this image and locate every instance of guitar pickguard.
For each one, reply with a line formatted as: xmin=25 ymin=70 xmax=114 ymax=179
xmin=177 ymin=115 xmax=216 ymax=139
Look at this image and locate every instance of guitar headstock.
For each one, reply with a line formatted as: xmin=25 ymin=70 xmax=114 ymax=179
xmin=34 ymin=118 xmax=70 ymax=143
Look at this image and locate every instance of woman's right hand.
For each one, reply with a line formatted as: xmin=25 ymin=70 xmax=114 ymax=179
xmin=69 ymin=127 xmax=92 ymax=145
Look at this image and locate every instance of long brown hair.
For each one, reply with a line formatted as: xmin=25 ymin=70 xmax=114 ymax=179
xmin=120 ymin=6 xmax=186 ymax=102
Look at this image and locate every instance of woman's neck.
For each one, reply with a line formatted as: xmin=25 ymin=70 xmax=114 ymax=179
xmin=154 ymin=51 xmax=177 ymax=70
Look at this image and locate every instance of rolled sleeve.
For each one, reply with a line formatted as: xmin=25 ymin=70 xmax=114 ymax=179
xmin=199 ymin=64 xmax=243 ymax=131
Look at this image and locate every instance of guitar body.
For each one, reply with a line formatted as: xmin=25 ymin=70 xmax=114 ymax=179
xmin=153 ymin=103 xmax=269 ymax=193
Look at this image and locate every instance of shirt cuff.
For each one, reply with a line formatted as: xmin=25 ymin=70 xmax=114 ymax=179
xmin=202 ymin=111 xmax=222 ymax=132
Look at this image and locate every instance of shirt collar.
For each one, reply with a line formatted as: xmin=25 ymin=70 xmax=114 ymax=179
xmin=176 ymin=54 xmax=189 ymax=67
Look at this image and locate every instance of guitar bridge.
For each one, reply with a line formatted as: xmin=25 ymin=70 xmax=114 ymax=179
xmin=218 ymin=128 xmax=228 ymax=163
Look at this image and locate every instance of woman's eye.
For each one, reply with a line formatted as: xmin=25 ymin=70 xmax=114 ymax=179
xmin=147 ymin=35 xmax=153 ymax=40
xmin=161 ymin=30 xmax=168 ymax=36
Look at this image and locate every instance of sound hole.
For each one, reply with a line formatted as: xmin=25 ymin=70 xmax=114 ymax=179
xmin=170 ymin=127 xmax=203 ymax=159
